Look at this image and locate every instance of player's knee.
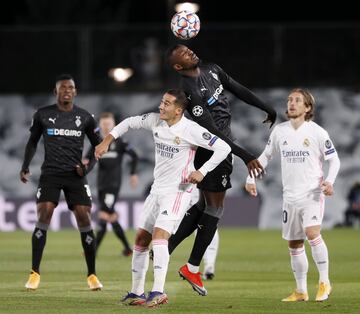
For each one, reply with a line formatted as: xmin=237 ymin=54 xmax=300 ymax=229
xmin=204 ymin=206 xmax=224 ymax=219
xmin=108 ymin=213 xmax=118 ymax=223
xmin=306 ymin=231 xmax=321 ymax=241
xmin=37 ymin=208 xmax=53 ymax=224
xmin=135 ymin=230 xmax=152 ymax=248
xmin=288 ymin=240 xmax=304 ymax=249
xmin=98 ymin=219 xmax=107 ymax=231
xmin=305 ymin=226 xmax=321 ymax=240
xmin=73 ymin=206 xmax=91 ymax=227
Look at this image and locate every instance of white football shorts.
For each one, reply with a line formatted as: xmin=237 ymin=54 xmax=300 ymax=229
xmin=139 ymin=190 xmax=193 ymax=235
xmin=282 ymin=194 xmax=325 ymax=240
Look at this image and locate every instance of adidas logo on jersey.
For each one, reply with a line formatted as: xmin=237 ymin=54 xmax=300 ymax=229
xmin=161 ymin=210 xmax=168 ymax=215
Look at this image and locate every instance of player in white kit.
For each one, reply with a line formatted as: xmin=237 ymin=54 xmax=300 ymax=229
xmin=95 ymin=89 xmax=231 ymax=307
xmin=245 ymin=89 xmax=340 ymax=302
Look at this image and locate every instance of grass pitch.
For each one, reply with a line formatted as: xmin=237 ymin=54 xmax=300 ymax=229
xmin=1 ymin=228 xmax=359 ymax=313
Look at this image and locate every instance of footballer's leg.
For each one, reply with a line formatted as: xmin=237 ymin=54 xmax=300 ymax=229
xmin=25 ymin=203 xmax=55 ymax=290
xmin=282 ymin=203 xmax=309 ymax=301
xmin=202 ymin=229 xmax=219 ymax=280
xmin=121 ymin=228 xmax=151 ymax=305
xmin=306 ymin=226 xmax=331 ymax=301
xmin=168 ymin=195 xmax=205 ymax=255
xmin=25 ymin=187 xmax=57 ymax=290
xmin=304 ymin=199 xmax=331 ymax=301
xmin=282 ymin=240 xmax=309 ymax=302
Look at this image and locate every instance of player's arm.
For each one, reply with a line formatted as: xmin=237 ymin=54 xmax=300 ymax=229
xmin=215 ymin=64 xmax=277 ymax=128
xmin=123 ymin=141 xmax=139 ymax=189
xmin=187 ymin=90 xmax=263 ymax=177
xmin=78 ymin=116 xmax=101 ymax=176
xmin=320 ymin=133 xmax=341 ymax=196
xmin=20 ymin=111 xmax=42 ymax=183
xmin=185 ymin=124 xmax=231 ymax=183
xmin=82 ymin=146 xmax=96 ymax=175
xmin=95 ymin=113 xmax=159 ymax=160
xmin=245 ymin=128 xmax=278 ymax=195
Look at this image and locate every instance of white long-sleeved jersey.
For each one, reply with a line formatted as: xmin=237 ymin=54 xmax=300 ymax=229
xmin=110 ymin=113 xmax=231 ymax=194
xmin=247 ymin=120 xmax=340 ymax=202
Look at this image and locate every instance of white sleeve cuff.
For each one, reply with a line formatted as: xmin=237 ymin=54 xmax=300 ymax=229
xmin=246 ymin=175 xmax=255 ymax=184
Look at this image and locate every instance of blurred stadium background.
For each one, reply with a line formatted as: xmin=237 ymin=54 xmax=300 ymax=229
xmin=0 ymin=0 xmax=359 ymax=230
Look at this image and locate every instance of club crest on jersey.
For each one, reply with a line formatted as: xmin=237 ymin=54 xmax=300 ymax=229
xmin=202 ymin=132 xmax=211 ymax=140
xmin=75 ymin=116 xmax=81 ymax=127
xmin=221 ymin=175 xmax=228 ymax=187
xmin=192 ymin=105 xmax=203 ymax=117
xmin=174 ymin=136 xmax=181 ymax=145
xmin=303 ymin=138 xmax=310 ymax=147
xmin=209 ymin=70 xmax=219 ymax=81
xmin=325 ymin=139 xmax=332 ymax=149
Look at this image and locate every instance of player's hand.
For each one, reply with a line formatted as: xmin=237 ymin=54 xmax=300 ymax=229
xmin=130 ymin=174 xmax=139 ymax=189
xmin=246 ymin=159 xmax=264 ymax=178
xmin=188 ymin=171 xmax=204 ymax=184
xmin=82 ymin=158 xmax=89 ymax=166
xmin=76 ymin=163 xmax=88 ymax=177
xmin=321 ymin=181 xmax=333 ymax=196
xmin=95 ymin=142 xmax=109 ymax=160
xmin=245 ymin=183 xmax=258 ymax=197
xmin=263 ymin=111 xmax=277 ymax=128
xmin=20 ymin=169 xmax=30 ymax=183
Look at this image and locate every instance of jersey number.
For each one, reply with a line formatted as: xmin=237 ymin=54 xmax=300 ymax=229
xmin=282 ymin=210 xmax=288 ymax=223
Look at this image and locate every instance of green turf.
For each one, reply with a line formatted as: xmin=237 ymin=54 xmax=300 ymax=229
xmin=1 ymin=228 xmax=359 ymax=313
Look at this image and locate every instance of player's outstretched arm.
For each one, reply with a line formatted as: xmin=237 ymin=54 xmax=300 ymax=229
xmin=95 ymin=134 xmax=114 ymax=160
xmin=189 ymin=106 xmax=263 ymax=176
xmin=217 ymin=65 xmax=277 ymax=128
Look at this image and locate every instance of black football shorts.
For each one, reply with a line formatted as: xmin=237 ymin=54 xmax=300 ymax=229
xmin=36 ymin=174 xmax=92 ymax=209
xmin=194 ymin=148 xmax=233 ymax=192
xmin=97 ymin=189 xmax=119 ymax=214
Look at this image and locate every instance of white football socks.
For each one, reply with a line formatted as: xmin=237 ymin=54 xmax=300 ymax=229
xmin=308 ymin=235 xmax=330 ymax=284
xmin=151 ymin=239 xmax=169 ymax=293
xmin=289 ymin=247 xmax=308 ymax=293
xmin=131 ymin=245 xmax=149 ymax=295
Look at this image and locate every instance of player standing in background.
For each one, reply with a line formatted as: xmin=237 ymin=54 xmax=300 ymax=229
xmin=245 ymin=89 xmax=340 ymax=302
xmin=84 ymin=112 xmax=138 ymax=257
xmin=95 ymin=89 xmax=231 ymax=307
xmin=20 ymin=74 xmax=103 ymax=291
xmin=166 ymin=44 xmax=277 ymax=295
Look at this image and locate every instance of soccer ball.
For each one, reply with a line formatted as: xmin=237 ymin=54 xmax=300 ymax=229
xmin=171 ymin=10 xmax=200 ymax=40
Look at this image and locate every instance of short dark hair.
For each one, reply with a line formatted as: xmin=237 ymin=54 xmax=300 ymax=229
xmin=55 ymin=74 xmax=74 ymax=84
xmin=165 ymin=44 xmax=183 ymax=66
xmin=165 ymin=89 xmax=189 ymax=111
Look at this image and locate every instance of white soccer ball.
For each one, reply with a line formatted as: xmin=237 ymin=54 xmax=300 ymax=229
xmin=171 ymin=10 xmax=200 ymax=40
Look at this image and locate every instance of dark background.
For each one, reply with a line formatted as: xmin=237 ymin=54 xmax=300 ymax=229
xmin=1 ymin=0 xmax=360 ymax=92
